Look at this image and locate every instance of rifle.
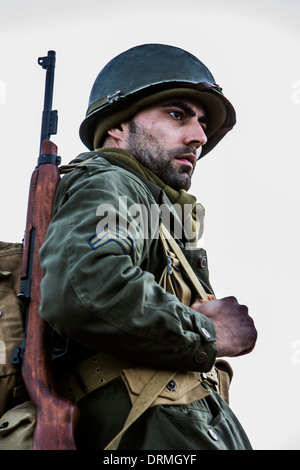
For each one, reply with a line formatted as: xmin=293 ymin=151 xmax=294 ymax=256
xmin=11 ymin=50 xmax=79 ymax=450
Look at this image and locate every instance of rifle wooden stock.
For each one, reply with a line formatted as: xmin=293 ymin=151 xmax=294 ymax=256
xmin=21 ymin=140 xmax=79 ymax=450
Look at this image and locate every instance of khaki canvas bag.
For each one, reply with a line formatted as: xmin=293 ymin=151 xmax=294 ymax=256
xmin=0 ymin=241 xmax=35 ymax=450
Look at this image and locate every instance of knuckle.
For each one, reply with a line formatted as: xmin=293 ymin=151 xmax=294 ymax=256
xmin=240 ymin=304 xmax=249 ymax=315
xmin=225 ymin=296 xmax=238 ymax=303
xmin=251 ymin=326 xmax=258 ymax=341
xmin=248 ymin=326 xmax=258 ymax=346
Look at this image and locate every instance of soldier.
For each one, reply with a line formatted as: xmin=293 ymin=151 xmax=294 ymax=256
xmin=39 ymin=43 xmax=257 ymax=450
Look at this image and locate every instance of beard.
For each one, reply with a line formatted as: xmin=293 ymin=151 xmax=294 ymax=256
xmin=124 ymin=120 xmax=196 ymax=191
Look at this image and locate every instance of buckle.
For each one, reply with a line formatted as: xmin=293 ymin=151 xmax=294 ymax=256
xmin=201 ymin=369 xmax=219 ymax=392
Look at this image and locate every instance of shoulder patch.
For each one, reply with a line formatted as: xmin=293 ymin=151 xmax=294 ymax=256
xmin=88 ymin=226 xmax=134 ymax=255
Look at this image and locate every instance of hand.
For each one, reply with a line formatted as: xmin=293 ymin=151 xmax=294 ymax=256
xmin=191 ymin=296 xmax=257 ymax=357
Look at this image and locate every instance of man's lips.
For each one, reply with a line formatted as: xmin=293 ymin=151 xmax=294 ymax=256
xmin=175 ymin=154 xmax=196 ymax=169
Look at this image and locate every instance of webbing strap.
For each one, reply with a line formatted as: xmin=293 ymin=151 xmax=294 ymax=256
xmin=159 ymin=228 xmax=191 ymax=306
xmin=216 ymin=369 xmax=230 ymax=405
xmin=160 ymin=224 xmax=208 ymax=301
xmin=59 ymin=156 xmax=97 ymax=173
xmin=104 ymin=369 xmax=178 ymax=450
xmin=57 ymin=352 xmax=131 ymax=403
xmin=214 ymin=360 xmax=234 ymax=405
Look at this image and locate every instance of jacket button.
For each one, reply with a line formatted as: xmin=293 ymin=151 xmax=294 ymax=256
xmin=201 ymin=327 xmax=211 ymax=339
xmin=195 ymin=352 xmax=208 ymax=363
xmin=208 ymin=428 xmax=218 ymax=441
xmin=166 ymin=379 xmax=177 ymax=391
xmin=199 ymin=255 xmax=207 ymax=268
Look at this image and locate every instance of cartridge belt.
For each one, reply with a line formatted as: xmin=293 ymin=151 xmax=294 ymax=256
xmin=57 ymin=352 xmax=229 ymax=404
xmin=57 ymin=352 xmax=132 ymax=403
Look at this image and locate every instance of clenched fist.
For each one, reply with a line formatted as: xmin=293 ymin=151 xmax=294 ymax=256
xmin=191 ymin=296 xmax=257 ymax=357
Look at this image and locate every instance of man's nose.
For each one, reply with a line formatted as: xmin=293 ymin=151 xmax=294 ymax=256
xmin=184 ymin=120 xmax=207 ymax=150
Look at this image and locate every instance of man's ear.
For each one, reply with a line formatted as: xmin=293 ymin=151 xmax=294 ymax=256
xmin=106 ymin=123 xmax=129 ymax=146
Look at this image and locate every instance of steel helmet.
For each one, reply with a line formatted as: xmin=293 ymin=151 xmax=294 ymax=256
xmin=79 ymin=43 xmax=236 ymax=158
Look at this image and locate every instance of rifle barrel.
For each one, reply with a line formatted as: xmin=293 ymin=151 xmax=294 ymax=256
xmin=38 ymin=50 xmax=58 ymax=154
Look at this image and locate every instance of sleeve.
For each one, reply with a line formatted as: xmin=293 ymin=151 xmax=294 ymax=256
xmin=39 ymin=165 xmax=217 ymax=372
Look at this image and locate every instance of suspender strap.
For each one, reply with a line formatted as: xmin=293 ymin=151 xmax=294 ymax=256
xmin=214 ymin=360 xmax=234 ymax=405
xmin=104 ymin=369 xmax=178 ymax=450
xmin=160 ymin=223 xmax=208 ymax=301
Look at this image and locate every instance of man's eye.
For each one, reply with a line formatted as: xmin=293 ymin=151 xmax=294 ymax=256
xmin=169 ymin=110 xmax=183 ymax=120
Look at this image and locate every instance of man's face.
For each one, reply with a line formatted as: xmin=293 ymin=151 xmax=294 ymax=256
xmin=122 ymin=98 xmax=207 ymax=191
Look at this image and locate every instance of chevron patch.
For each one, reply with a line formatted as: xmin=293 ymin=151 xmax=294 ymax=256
xmin=88 ymin=226 xmax=134 ymax=255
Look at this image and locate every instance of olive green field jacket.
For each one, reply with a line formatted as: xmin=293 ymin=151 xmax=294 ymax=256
xmin=39 ymin=151 xmax=217 ymax=373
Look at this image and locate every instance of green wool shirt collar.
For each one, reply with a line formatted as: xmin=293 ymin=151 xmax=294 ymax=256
xmin=97 ymin=147 xmax=204 ymax=242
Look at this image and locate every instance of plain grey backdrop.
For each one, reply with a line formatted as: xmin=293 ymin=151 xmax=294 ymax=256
xmin=1 ymin=0 xmax=299 ymax=450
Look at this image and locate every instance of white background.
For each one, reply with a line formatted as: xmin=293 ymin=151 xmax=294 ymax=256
xmin=1 ymin=0 xmax=299 ymax=450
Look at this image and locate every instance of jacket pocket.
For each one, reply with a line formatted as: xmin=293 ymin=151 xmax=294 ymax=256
xmin=0 ymin=400 xmax=35 ymax=450
xmin=121 ymin=367 xmax=210 ymax=407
